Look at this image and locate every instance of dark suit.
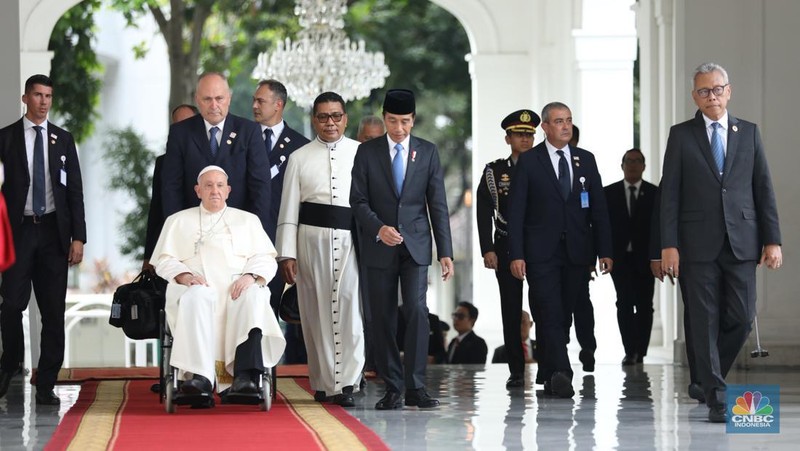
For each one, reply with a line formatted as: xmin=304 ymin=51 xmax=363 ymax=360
xmin=143 ymin=155 xmax=165 ymax=261
xmin=447 ymin=331 xmax=488 ymax=364
xmin=605 ymin=179 xmax=657 ymax=358
xmin=492 ymin=339 xmax=537 ymax=364
xmin=476 ymin=156 xmax=525 ymax=376
xmin=161 ymin=114 xmax=271 ymax=229
xmin=263 ymin=123 xmax=309 ymax=310
xmin=0 ymin=118 xmax=86 ymax=390
xmin=507 ymin=142 xmax=611 ymax=384
xmin=650 ymin=184 xmax=698 ymax=384
xmin=350 ymin=135 xmax=453 ymax=393
xmin=660 ymin=110 xmax=781 ymax=405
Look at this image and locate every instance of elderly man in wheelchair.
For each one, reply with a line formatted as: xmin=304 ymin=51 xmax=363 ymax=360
xmin=152 ymin=165 xmax=285 ymax=411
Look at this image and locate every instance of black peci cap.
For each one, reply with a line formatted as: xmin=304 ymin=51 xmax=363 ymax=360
xmin=383 ymin=89 xmax=416 ymax=115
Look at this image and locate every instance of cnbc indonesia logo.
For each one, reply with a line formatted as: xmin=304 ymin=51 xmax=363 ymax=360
xmin=730 ymin=390 xmax=775 ymax=430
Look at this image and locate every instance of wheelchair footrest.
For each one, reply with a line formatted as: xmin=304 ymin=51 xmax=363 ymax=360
xmin=221 ymin=392 xmax=262 ymax=405
xmin=173 ymin=392 xmax=215 ymax=408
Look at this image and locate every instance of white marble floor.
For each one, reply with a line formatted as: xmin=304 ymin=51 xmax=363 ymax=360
xmin=0 ymin=362 xmax=797 ymax=450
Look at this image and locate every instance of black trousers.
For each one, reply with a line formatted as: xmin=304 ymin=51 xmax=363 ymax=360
xmin=681 ymin=237 xmax=756 ymax=406
xmin=493 ymin=237 xmax=524 ymax=375
xmin=611 ymin=254 xmax=655 ymax=357
xmin=527 ymin=243 xmax=588 ymax=384
xmin=572 ymin=270 xmax=597 ymax=352
xmin=233 ymin=328 xmax=264 ymax=376
xmin=0 ymin=215 xmax=67 ymax=390
xmin=368 ymin=244 xmax=429 ymax=393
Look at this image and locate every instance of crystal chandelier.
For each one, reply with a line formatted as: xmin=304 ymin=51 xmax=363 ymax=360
xmin=253 ymin=0 xmax=390 ymax=109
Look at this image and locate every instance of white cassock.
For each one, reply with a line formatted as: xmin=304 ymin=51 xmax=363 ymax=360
xmin=277 ymin=136 xmax=365 ymax=396
xmin=153 ymin=205 xmax=286 ymax=391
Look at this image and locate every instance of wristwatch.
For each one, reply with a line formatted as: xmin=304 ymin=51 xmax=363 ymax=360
xmin=249 ymin=273 xmax=258 ymax=281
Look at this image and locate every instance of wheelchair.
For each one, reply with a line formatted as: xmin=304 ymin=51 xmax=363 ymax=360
xmin=159 ymin=310 xmax=275 ymax=412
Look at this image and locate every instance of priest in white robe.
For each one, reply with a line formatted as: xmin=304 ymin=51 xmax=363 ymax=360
xmin=153 ymin=165 xmax=285 ymax=402
xmin=276 ymin=92 xmax=364 ymax=407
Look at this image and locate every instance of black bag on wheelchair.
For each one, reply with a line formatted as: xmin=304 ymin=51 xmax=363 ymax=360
xmin=109 ymin=271 xmax=167 ymax=339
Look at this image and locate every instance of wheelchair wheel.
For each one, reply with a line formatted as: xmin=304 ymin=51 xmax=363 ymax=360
xmin=260 ymin=369 xmax=272 ymax=412
xmin=165 ymin=373 xmax=176 ymax=413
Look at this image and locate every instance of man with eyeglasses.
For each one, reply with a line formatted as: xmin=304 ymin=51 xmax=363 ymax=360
xmin=446 ymin=302 xmax=488 ymax=364
xmin=660 ymin=62 xmax=782 ymax=423
xmin=507 ymin=102 xmax=613 ymax=399
xmin=476 ymin=109 xmax=540 ymax=388
xmin=604 ymin=149 xmax=657 ymax=366
xmin=276 ymin=92 xmax=364 ymax=408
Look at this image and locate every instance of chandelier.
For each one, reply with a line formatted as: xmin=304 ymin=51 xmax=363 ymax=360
xmin=253 ymin=0 xmax=390 ymax=109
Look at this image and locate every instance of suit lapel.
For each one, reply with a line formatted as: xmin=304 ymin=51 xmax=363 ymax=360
xmin=45 ymin=125 xmax=63 ymax=185
xmin=270 ymin=129 xmax=293 ymax=166
xmin=534 ymin=145 xmax=562 ymax=196
xmin=376 ymin=136 xmax=396 ymax=198
xmin=402 ymin=136 xmax=421 ymax=198
xmin=569 ymin=148 xmax=584 ymax=199
xmin=218 ymin=116 xmax=236 ymax=159
xmin=191 ymin=116 xmax=213 ymax=161
xmin=723 ymin=115 xmax=740 ymax=177
xmin=691 ymin=111 xmax=722 ymax=182
xmin=10 ymin=121 xmax=30 ymax=185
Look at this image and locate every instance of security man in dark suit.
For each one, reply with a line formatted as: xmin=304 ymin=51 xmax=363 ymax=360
xmin=0 ymin=74 xmax=87 ymax=405
xmin=476 ymin=108 xmax=539 ymax=387
xmin=161 ymin=72 xmax=271 ymax=229
xmin=660 ymin=63 xmax=782 ymax=422
xmin=351 ymin=89 xmax=454 ymax=410
xmin=251 ymin=79 xmax=310 ymax=311
xmin=447 ymin=302 xmax=488 ymax=364
xmin=507 ymin=102 xmax=613 ymax=398
xmin=604 ymin=148 xmax=657 ymax=366
xmin=143 ymin=104 xmax=198 ymax=273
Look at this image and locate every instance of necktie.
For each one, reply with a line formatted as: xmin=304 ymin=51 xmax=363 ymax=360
xmin=628 ymin=185 xmax=637 ymax=218
xmin=392 ymin=143 xmax=404 ymax=195
xmin=448 ymin=338 xmax=460 ymax=363
xmin=710 ymin=122 xmax=725 ymax=174
xmin=209 ymin=126 xmax=220 ymax=157
xmin=32 ymin=125 xmax=46 ymax=215
xmin=557 ymin=150 xmax=570 ymax=200
xmin=264 ymin=128 xmax=273 ymax=153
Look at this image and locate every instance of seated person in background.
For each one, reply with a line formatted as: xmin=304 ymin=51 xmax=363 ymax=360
xmin=152 ymin=165 xmax=286 ymax=405
xmin=397 ymin=311 xmax=449 ymax=364
xmin=492 ymin=310 xmax=538 ymax=364
xmin=447 ymin=302 xmax=488 ymax=364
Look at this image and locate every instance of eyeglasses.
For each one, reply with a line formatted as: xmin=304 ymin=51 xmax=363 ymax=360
xmin=314 ymin=112 xmax=345 ymax=123
xmin=451 ymin=312 xmax=467 ymax=320
xmin=623 ymin=158 xmax=644 ymax=165
xmin=695 ymin=84 xmax=728 ymax=98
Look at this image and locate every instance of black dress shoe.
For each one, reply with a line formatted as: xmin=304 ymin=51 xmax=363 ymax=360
xmin=35 ymin=389 xmax=61 ymax=406
xmin=621 ymin=354 xmax=639 ymax=366
xmin=550 ymin=372 xmax=575 ymax=398
xmin=332 ymin=386 xmax=355 ymax=407
xmin=375 ymin=391 xmax=403 ymax=410
xmin=405 ymin=388 xmax=440 ymax=408
xmin=688 ymin=383 xmax=706 ymax=403
xmin=0 ymin=370 xmax=13 ymax=398
xmin=708 ymin=403 xmax=727 ymax=423
xmin=579 ymin=350 xmax=595 ymax=372
xmin=314 ymin=390 xmax=330 ymax=402
xmin=506 ymin=374 xmax=524 ymax=388
xmin=231 ymin=375 xmax=258 ymax=394
xmin=181 ymin=375 xmax=212 ymax=395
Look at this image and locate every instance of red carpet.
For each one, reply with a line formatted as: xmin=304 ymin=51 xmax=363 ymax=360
xmin=31 ymin=364 xmax=311 ymax=385
xmin=46 ymin=378 xmax=388 ymax=451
